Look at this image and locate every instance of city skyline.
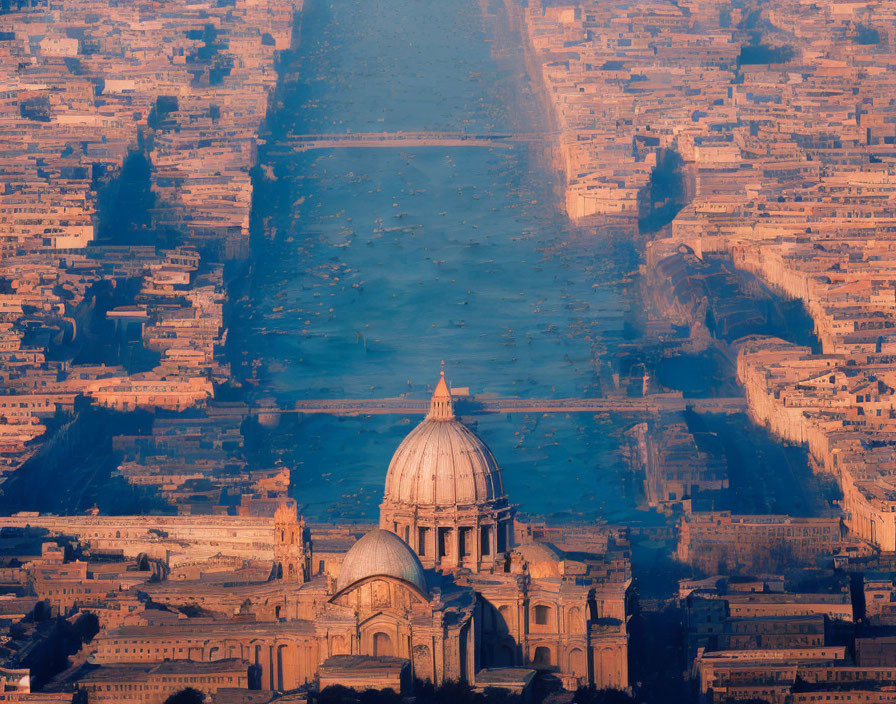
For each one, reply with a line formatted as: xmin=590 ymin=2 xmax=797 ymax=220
xmin=2 ymin=0 xmax=896 ymax=703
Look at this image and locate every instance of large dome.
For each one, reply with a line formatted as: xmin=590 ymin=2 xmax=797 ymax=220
xmin=383 ymin=372 xmax=504 ymax=508
xmin=336 ymin=529 xmax=427 ymax=593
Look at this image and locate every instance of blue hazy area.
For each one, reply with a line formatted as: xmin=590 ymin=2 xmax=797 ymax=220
xmin=240 ymin=0 xmax=650 ymax=523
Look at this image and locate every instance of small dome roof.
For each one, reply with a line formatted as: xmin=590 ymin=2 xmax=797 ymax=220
xmin=517 ymin=541 xmax=560 ymax=563
xmin=383 ymin=373 xmax=504 ymax=507
xmin=336 ymin=529 xmax=427 ymax=593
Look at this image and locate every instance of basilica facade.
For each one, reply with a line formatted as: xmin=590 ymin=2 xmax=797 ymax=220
xmin=87 ymin=372 xmax=631 ymax=693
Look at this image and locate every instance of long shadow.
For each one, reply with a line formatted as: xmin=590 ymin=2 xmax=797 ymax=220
xmin=0 ymin=402 xmax=173 ymax=516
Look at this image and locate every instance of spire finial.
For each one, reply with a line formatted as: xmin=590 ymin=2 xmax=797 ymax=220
xmin=428 ymin=365 xmax=454 ymax=420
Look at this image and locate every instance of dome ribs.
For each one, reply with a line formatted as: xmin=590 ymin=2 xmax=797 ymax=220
xmin=380 ymin=372 xmax=516 ymax=571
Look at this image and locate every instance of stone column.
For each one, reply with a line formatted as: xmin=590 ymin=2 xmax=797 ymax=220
xmin=519 ymin=598 xmax=528 ymax=661
xmin=429 ymin=524 xmax=437 ymax=564
xmin=475 ymin=520 xmax=482 ymax=566
xmin=431 ymin=635 xmax=438 ymax=685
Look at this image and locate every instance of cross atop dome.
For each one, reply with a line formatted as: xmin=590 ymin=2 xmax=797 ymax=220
xmin=428 ymin=365 xmax=454 ymax=420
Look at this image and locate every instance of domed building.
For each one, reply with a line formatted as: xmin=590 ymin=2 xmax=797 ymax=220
xmin=83 ymin=371 xmax=631 ymax=695
xmin=321 ymin=528 xmax=477 ymax=684
xmin=373 ymin=371 xmax=630 ymax=690
xmin=335 ymin=528 xmax=427 ymax=594
xmin=380 ymin=371 xmax=515 ymax=571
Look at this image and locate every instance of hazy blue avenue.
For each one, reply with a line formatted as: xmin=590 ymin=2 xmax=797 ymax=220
xmin=240 ymin=0 xmax=648 ymax=522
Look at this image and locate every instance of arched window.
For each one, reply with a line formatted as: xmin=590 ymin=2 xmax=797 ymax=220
xmin=277 ymin=644 xmax=289 ymax=690
xmin=567 ymin=606 xmax=582 ymax=632
xmin=534 ymin=604 xmax=551 ymax=626
xmin=568 ymin=648 xmax=585 ymax=677
xmin=373 ymin=632 xmax=393 ymax=657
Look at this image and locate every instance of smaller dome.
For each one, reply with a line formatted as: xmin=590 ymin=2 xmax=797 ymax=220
xmin=516 ymin=541 xmax=560 ymax=563
xmin=516 ymin=541 xmax=564 ymax=578
xmin=337 ymin=529 xmax=427 ymax=594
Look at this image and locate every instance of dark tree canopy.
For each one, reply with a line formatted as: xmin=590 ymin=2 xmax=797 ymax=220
xmin=572 ymin=686 xmax=638 ymax=704
xmin=854 ymin=23 xmax=880 ymax=45
xmin=319 ymin=685 xmax=401 ymax=704
xmin=319 ymin=681 xmax=526 ymax=704
xmin=164 ymin=688 xmax=205 ymax=704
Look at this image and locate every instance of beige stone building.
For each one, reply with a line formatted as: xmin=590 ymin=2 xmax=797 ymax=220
xmin=66 ymin=373 xmax=631 ymax=694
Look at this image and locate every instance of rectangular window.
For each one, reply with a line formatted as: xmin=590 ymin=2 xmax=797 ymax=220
xmin=481 ymin=526 xmax=491 ymax=556
xmin=418 ymin=527 xmax=428 ymax=557
xmin=438 ymin=527 xmax=450 ymax=559
xmin=459 ymin=528 xmax=471 ymax=557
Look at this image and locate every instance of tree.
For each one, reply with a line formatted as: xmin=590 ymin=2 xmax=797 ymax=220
xmin=854 ymin=23 xmax=880 ymax=45
xmin=73 ymin=612 xmax=99 ymax=643
xmin=319 ymin=685 xmax=360 ymax=704
xmin=359 ymin=688 xmax=402 ymax=704
xmin=164 ymin=689 xmax=205 ymax=704
xmin=572 ymin=686 xmax=637 ymax=704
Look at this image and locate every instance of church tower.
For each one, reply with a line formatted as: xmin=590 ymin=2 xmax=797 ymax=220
xmin=274 ymin=501 xmax=313 ymax=582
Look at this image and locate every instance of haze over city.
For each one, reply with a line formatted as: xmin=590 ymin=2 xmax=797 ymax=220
xmin=0 ymin=0 xmax=896 ymax=703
